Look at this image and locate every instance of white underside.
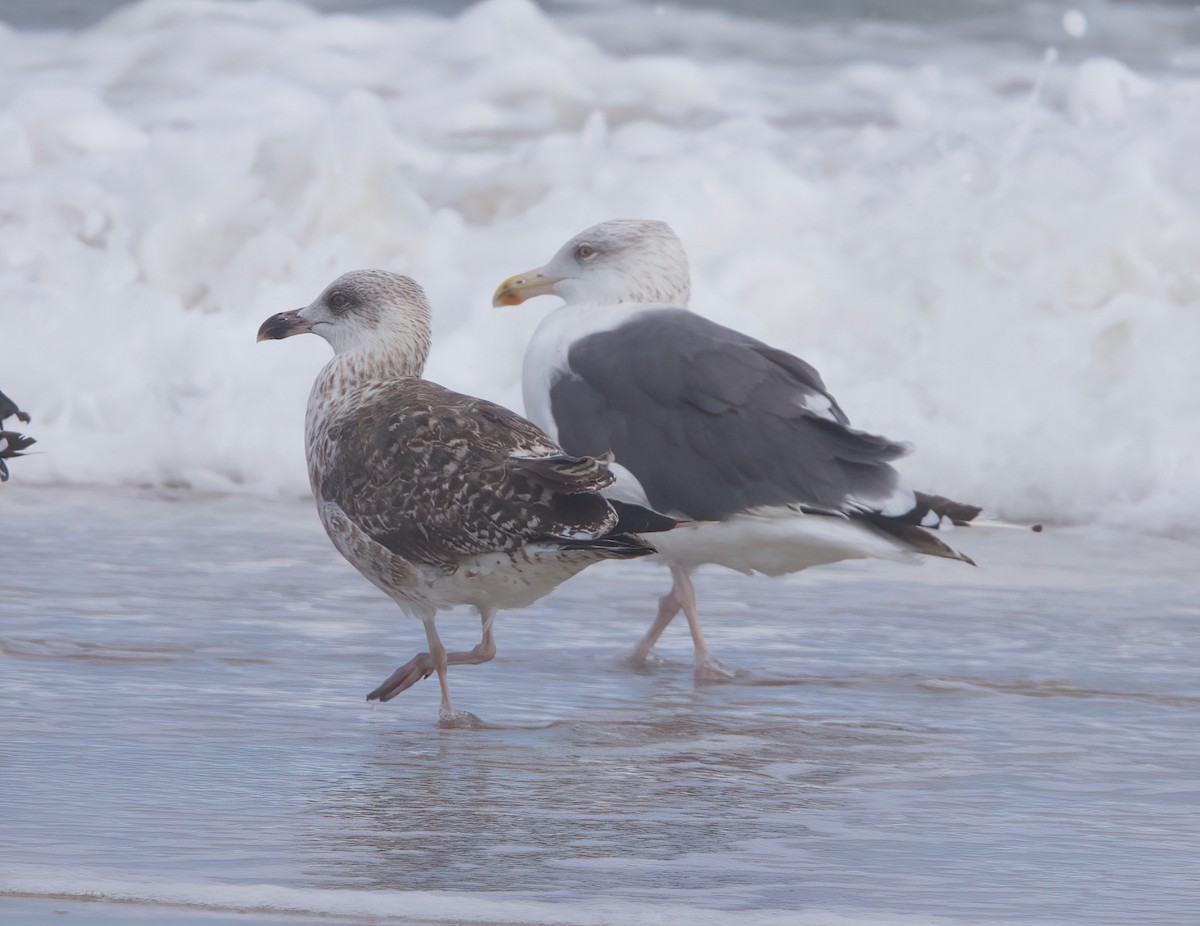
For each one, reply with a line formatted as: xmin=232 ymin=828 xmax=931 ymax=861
xmin=648 ymin=506 xmax=917 ymax=576
xmin=318 ymin=500 xmax=597 ymax=619
xmin=413 ymin=547 xmax=598 ymax=612
xmin=598 ymin=466 xmax=916 ymax=576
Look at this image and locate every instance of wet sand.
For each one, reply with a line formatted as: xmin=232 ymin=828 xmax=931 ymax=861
xmin=1 ymin=486 xmax=1197 ymax=925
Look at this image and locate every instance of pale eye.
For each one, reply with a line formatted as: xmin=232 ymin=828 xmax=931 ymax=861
xmin=329 ymin=291 xmax=350 ymax=311
xmin=573 ymin=243 xmax=596 ymax=260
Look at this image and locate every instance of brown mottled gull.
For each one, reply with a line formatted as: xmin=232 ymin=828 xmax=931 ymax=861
xmin=258 ymin=270 xmax=672 ymax=726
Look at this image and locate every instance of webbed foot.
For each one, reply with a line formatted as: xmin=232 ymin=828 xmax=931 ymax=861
xmin=622 ymin=647 xmax=669 ymax=669
xmin=694 ymin=655 xmax=739 ymax=685
xmin=366 ymin=653 xmax=436 ymax=702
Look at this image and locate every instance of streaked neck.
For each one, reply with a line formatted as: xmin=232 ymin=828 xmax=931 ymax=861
xmin=307 ymin=342 xmax=425 ymax=429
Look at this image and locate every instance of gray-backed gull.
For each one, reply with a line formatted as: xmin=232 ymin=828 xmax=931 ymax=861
xmin=494 ymin=219 xmax=980 ymax=681
xmin=258 ymin=270 xmax=672 ymax=725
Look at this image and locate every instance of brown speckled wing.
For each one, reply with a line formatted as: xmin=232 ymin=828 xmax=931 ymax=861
xmin=318 ymin=380 xmax=618 ymax=566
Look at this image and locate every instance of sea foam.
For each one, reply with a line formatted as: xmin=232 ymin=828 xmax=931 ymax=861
xmin=1 ymin=0 xmax=1196 ymax=534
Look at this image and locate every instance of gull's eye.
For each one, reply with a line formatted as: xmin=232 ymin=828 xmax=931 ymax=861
xmin=573 ymin=243 xmax=596 ymax=261
xmin=329 ymin=291 xmax=351 ymax=312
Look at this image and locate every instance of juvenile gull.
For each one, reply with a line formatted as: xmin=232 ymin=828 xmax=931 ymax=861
xmin=258 ymin=270 xmax=671 ymax=725
xmin=495 ymin=219 xmax=980 ymax=681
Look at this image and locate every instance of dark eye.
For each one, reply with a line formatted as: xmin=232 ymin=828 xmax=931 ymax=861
xmin=573 ymin=243 xmax=596 ymax=260
xmin=329 ymin=291 xmax=350 ymax=312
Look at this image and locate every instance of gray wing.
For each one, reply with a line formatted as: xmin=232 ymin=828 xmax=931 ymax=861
xmin=318 ymin=380 xmax=620 ymax=565
xmin=549 ymin=309 xmax=909 ymax=521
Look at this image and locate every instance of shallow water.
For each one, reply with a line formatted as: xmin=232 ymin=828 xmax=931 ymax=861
xmin=2 ymin=2 xmax=1199 ymax=921
xmin=2 ymin=487 xmax=1197 ymax=924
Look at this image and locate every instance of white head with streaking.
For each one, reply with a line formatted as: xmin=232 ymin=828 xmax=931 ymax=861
xmin=257 ymin=270 xmax=433 ymax=375
xmin=493 ymin=219 xmax=691 ymax=308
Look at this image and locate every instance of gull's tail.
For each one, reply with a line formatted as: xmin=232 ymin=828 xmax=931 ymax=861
xmin=855 ymin=490 xmax=1044 ymax=565
xmin=608 ymin=499 xmax=678 ymax=536
xmin=555 ymin=499 xmax=678 ymax=559
xmin=557 ymin=534 xmax=660 ymax=559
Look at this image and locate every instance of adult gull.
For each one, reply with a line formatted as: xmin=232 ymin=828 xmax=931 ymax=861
xmin=258 ymin=270 xmax=672 ymax=725
xmin=494 ymin=219 xmax=981 ymax=681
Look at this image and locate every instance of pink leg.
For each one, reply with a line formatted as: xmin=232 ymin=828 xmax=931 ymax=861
xmin=422 ymin=618 xmax=456 ymax=720
xmin=670 ymin=565 xmax=735 ymax=683
xmin=421 ymin=618 xmax=481 ymax=727
xmin=445 ymin=607 xmax=497 ymax=666
xmin=626 ymin=580 xmax=683 ymax=666
xmin=367 ymin=609 xmax=496 ymax=709
xmin=367 ymin=652 xmax=435 ymax=702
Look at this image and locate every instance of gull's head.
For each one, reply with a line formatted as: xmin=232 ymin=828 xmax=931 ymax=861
xmin=493 ymin=219 xmax=691 ymax=308
xmin=257 ymin=270 xmax=433 ymax=366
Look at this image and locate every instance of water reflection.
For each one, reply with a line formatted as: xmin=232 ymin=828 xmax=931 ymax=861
xmin=311 ymin=700 xmax=938 ymax=898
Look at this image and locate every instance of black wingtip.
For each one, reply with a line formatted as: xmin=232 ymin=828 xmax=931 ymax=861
xmin=913 ymin=491 xmax=984 ymax=526
xmin=608 ymin=499 xmax=677 ymax=536
xmin=606 ymin=533 xmax=659 ymax=558
xmin=556 ymin=533 xmax=658 ymax=559
xmin=0 ymin=431 xmax=36 ymax=483
xmin=855 ymin=510 xmax=977 ymax=566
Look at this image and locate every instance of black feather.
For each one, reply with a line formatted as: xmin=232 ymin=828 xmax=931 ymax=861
xmin=0 ymin=430 xmax=36 ymax=482
xmin=607 ymin=499 xmax=678 ymax=535
xmin=0 ymin=389 xmax=30 ymax=425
